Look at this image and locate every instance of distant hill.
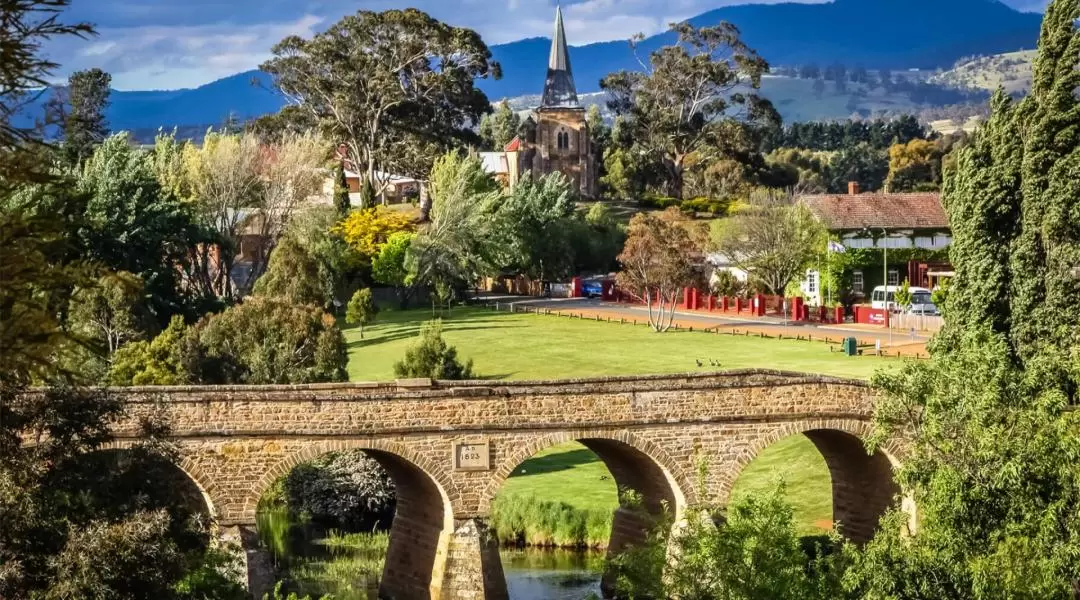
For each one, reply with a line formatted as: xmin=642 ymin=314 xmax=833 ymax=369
xmin=23 ymin=0 xmax=1038 ymax=137
xmin=930 ymin=50 xmax=1036 ymax=95
xmin=483 ymin=0 xmax=1041 ymax=100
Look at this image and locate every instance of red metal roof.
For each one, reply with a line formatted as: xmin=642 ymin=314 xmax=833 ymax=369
xmin=798 ymin=192 xmax=948 ymax=231
xmin=504 ymin=136 xmax=522 ymax=152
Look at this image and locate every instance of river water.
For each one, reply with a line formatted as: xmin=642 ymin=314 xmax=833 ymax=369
xmin=258 ymin=509 xmax=604 ymax=600
xmin=501 ymin=547 xmax=604 ymax=600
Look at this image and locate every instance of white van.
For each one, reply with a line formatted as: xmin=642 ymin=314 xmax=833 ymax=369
xmin=871 ymin=285 xmax=932 ymax=312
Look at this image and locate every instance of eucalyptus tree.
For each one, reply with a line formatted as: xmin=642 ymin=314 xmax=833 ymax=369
xmin=601 ymin=22 xmax=779 ymax=199
xmin=261 ymin=8 xmax=500 ymax=195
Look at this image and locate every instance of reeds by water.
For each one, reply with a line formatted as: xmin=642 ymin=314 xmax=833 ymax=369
xmin=491 ymin=495 xmax=612 ymax=549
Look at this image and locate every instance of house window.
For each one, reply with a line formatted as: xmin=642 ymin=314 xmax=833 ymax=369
xmin=806 ymin=271 xmax=817 ymax=294
xmin=887 ymin=270 xmax=900 ymax=286
xmin=852 ymin=271 xmax=864 ymax=293
xmin=557 ymin=130 xmax=569 ymax=150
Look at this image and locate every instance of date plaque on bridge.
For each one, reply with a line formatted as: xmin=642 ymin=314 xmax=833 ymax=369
xmin=454 ymin=442 xmax=491 ymax=471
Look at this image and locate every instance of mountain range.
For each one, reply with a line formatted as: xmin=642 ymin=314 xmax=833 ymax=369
xmin=45 ymin=0 xmax=1042 ymax=135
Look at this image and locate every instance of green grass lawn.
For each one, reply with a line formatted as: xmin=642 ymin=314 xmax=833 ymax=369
xmin=729 ymin=435 xmax=832 ymax=534
xmin=496 ymin=437 xmax=831 ymax=541
xmin=498 ymin=442 xmax=619 ymax=513
xmin=345 ymin=306 xmax=893 ymax=382
xmin=348 ymin=306 xmax=868 ymax=541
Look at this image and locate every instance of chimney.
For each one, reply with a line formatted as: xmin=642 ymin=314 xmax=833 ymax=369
xmin=848 ymin=181 xmax=860 ymax=196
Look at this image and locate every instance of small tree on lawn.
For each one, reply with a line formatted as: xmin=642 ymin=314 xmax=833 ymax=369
xmin=616 ymin=208 xmax=706 ymax=332
xmin=394 ymin=320 xmax=473 ymax=380
xmin=893 ymin=280 xmax=912 ymax=311
xmin=346 ymin=288 xmax=378 ymax=338
xmin=431 ymin=280 xmax=454 ymax=318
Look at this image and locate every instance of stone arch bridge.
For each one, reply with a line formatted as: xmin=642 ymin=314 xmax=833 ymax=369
xmin=106 ymin=370 xmax=904 ymax=600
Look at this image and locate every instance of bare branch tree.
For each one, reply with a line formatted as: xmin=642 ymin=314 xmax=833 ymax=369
xmin=616 ymin=208 xmax=706 ymax=332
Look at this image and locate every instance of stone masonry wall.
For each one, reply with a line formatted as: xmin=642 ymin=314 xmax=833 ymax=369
xmin=104 ymin=370 xmax=903 ymax=599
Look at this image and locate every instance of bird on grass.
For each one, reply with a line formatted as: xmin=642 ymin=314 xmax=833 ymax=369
xmin=695 ymin=359 xmax=703 ymax=367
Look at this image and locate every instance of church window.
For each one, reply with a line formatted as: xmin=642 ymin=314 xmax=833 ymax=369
xmin=557 ymin=130 xmax=569 ymax=150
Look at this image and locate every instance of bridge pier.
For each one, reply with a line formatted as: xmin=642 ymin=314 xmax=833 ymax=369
xmin=219 ymin=524 xmax=274 ymax=600
xmin=439 ymin=518 xmax=508 ymax=600
xmin=601 ymin=506 xmax=664 ymax=597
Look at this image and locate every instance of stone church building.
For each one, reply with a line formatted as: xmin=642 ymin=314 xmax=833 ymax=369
xmin=483 ymin=6 xmax=597 ymax=198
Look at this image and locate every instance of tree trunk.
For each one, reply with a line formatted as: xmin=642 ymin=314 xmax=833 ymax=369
xmin=665 ymin=155 xmax=686 ymax=200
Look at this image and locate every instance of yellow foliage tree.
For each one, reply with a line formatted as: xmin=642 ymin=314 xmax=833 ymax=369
xmin=886 ymin=138 xmax=943 ymax=192
xmin=333 ymin=206 xmax=416 ymax=258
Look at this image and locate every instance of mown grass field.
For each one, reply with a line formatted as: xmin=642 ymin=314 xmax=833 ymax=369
xmin=344 ymin=306 xmax=892 ymax=382
xmin=346 ymin=306 xmax=874 ymax=542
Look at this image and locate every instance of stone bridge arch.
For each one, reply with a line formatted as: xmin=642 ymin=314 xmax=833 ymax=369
xmin=245 ymin=439 xmax=458 ymax=600
xmin=480 ymin=429 xmax=693 ymax=597
xmin=99 ymin=439 xmax=222 ymax=524
xmin=479 ymin=429 xmax=694 ymax=515
xmin=722 ymin=418 xmax=904 ymax=543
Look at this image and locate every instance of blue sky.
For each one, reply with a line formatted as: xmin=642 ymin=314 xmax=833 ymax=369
xmin=50 ymin=0 xmax=1046 ymax=90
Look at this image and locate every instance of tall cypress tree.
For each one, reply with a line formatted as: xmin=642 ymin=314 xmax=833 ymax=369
xmin=1010 ymin=0 xmax=1080 ymax=368
xmin=333 ymin=163 xmax=352 ymax=215
xmin=936 ymin=91 xmax=1023 ymax=353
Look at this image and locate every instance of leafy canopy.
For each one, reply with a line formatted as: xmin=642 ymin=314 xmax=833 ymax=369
xmin=261 ymin=8 xmax=500 ymax=188
xmin=334 ymin=206 xmax=415 ymax=258
xmin=602 ymin=22 xmax=778 ymax=199
xmin=616 ymin=207 xmax=706 ymax=332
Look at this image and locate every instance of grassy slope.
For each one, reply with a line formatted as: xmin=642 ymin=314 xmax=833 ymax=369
xmin=931 ymin=50 xmax=1035 ymax=95
xmin=347 ymin=307 xmax=866 ymax=536
xmin=345 ymin=307 xmax=891 ymax=382
xmin=497 ymin=437 xmax=831 ymax=537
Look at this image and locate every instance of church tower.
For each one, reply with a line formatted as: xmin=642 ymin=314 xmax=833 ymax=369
xmin=521 ymin=5 xmax=596 ymax=197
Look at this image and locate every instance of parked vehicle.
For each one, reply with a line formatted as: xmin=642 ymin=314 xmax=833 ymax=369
xmin=582 ymin=280 xmax=604 ymax=298
xmin=870 ymin=285 xmax=933 ymax=312
xmin=908 ymin=289 xmax=939 ymax=316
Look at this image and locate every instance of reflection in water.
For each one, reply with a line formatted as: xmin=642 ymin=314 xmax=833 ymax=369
xmin=257 ymin=508 xmax=384 ymax=600
xmin=501 ymin=547 xmax=604 ymax=600
xmin=260 ymin=507 xmax=604 ymax=600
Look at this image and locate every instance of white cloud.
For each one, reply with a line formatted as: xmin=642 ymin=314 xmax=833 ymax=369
xmin=49 ymin=14 xmax=323 ymax=89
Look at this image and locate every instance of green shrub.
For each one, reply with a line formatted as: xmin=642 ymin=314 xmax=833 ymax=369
xmin=639 ymin=195 xmax=681 ymax=210
xmin=681 ymin=196 xmax=728 ymax=215
xmin=283 ymin=450 xmax=395 ymax=531
xmin=393 ymin=320 xmax=473 ymax=380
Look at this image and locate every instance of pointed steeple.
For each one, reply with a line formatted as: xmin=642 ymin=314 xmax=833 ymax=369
xmin=541 ymin=4 xmax=580 ymax=109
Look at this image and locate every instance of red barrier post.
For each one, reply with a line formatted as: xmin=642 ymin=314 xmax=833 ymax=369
xmin=735 ymin=298 xmax=743 ymax=313
xmin=833 ymin=306 xmax=844 ymax=324
xmin=721 ymin=296 xmax=730 ymax=312
xmin=708 ymin=295 xmax=716 ymax=311
xmin=572 ymin=277 xmax=583 ymax=298
xmin=754 ymin=294 xmax=766 ymax=316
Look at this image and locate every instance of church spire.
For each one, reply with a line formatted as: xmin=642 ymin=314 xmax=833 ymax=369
xmin=541 ymin=4 xmax=580 ymax=109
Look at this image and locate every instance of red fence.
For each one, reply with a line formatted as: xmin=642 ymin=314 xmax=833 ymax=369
xmin=607 ymin=285 xmax=850 ymax=325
